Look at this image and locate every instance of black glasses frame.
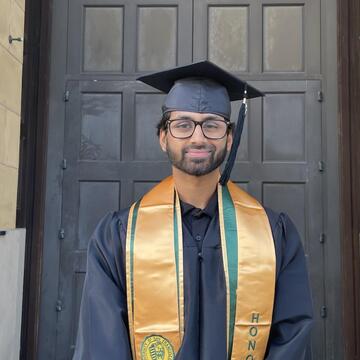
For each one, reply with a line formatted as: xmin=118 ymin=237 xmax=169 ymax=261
xmin=166 ymin=118 xmax=231 ymax=139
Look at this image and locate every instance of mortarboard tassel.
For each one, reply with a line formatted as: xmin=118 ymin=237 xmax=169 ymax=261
xmin=219 ymin=87 xmax=248 ymax=185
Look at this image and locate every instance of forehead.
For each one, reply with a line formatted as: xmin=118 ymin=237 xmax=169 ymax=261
xmin=170 ymin=111 xmax=225 ymax=121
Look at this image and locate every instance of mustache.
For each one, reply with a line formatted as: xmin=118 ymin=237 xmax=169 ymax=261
xmin=183 ymin=144 xmax=216 ymax=153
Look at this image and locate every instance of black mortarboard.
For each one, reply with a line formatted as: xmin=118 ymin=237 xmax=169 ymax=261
xmin=137 ymin=60 xmax=264 ymax=184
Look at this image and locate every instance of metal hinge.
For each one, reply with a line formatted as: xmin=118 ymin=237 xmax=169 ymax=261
xmin=58 ymin=228 xmax=65 ymax=240
xmin=320 ymin=306 xmax=327 ymax=318
xmin=56 ymin=300 xmax=63 ymax=312
xmin=318 ymin=161 xmax=325 ymax=172
xmin=317 ymin=91 xmax=324 ymax=102
xmin=63 ymin=90 xmax=70 ymax=102
xmin=61 ymin=159 xmax=67 ymax=170
xmin=319 ymin=233 xmax=326 ymax=244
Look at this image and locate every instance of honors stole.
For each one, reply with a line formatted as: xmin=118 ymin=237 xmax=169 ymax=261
xmin=125 ymin=176 xmax=276 ymax=360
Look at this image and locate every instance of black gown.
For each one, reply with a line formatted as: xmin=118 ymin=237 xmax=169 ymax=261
xmin=73 ymin=193 xmax=313 ymax=359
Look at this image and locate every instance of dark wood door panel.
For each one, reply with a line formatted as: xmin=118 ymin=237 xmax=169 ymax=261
xmin=67 ymin=0 xmax=193 ymax=76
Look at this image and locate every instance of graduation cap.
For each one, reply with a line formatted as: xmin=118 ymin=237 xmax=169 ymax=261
xmin=137 ymin=60 xmax=264 ymax=185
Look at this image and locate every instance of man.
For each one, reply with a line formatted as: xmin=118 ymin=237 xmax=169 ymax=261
xmin=74 ymin=61 xmax=313 ymax=360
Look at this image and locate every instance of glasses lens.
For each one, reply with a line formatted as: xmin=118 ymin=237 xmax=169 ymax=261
xmin=202 ymin=120 xmax=227 ymax=139
xmin=169 ymin=119 xmax=194 ymax=138
xmin=169 ymin=119 xmax=228 ymax=139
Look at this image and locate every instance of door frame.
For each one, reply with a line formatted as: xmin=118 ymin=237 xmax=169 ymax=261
xmin=17 ymin=0 xmax=53 ymax=358
xmin=338 ymin=0 xmax=360 ymax=358
xmin=18 ymin=0 xmax=356 ymax=358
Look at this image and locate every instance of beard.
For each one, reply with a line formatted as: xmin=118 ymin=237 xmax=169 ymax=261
xmin=166 ymin=143 xmax=228 ymax=177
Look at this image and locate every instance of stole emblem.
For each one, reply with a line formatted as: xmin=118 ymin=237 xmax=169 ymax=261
xmin=141 ymin=335 xmax=175 ymax=360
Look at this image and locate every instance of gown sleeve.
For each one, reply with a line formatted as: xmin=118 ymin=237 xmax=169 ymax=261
xmin=265 ymin=211 xmax=314 ymax=360
xmin=73 ymin=211 xmax=132 ymax=360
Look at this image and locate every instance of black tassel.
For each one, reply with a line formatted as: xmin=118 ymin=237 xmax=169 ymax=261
xmin=219 ymin=96 xmax=247 ymax=185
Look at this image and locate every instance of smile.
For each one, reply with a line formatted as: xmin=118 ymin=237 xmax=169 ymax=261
xmin=185 ymin=150 xmax=212 ymax=158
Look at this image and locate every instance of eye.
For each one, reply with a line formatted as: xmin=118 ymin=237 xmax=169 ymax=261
xmin=173 ymin=120 xmax=192 ymax=129
xmin=203 ymin=120 xmax=220 ymax=129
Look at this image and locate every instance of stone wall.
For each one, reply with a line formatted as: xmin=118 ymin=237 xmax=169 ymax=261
xmin=0 ymin=0 xmax=25 ymax=228
xmin=0 ymin=229 xmax=26 ymax=360
xmin=0 ymin=0 xmax=25 ymax=358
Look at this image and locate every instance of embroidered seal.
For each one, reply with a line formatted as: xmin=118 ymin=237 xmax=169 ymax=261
xmin=141 ymin=335 xmax=175 ymax=360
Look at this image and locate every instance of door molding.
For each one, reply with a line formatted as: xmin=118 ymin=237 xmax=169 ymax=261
xmin=338 ymin=0 xmax=360 ymax=358
xmin=18 ymin=0 xmax=53 ymax=358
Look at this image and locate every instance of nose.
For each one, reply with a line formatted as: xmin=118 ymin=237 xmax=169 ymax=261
xmin=190 ymin=123 xmax=206 ymax=142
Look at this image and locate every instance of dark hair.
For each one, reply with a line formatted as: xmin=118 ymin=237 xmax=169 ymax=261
xmin=156 ymin=112 xmax=171 ymax=136
xmin=156 ymin=111 xmax=235 ymax=137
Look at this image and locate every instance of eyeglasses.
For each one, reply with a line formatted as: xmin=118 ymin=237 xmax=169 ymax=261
xmin=166 ymin=118 xmax=230 ymax=139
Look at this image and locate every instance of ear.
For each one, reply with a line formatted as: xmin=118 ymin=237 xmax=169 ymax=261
xmin=159 ymin=129 xmax=167 ymax=152
xmin=226 ymin=131 xmax=233 ymax=152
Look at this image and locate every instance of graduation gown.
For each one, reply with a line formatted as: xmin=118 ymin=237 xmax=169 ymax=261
xmin=73 ymin=194 xmax=313 ymax=360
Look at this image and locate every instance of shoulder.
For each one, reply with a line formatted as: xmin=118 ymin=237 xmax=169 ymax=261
xmin=85 ymin=207 xmax=132 ymax=286
xmin=264 ymin=207 xmax=301 ymax=244
xmin=88 ymin=207 xmax=131 ymax=255
xmin=100 ymin=207 xmax=131 ymax=231
xmin=115 ymin=207 xmax=131 ymax=236
xmin=264 ymin=207 xmax=305 ymax=276
xmin=264 ymin=207 xmax=294 ymax=235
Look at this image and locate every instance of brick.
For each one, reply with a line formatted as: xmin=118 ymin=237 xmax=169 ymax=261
xmin=0 ymin=0 xmax=11 ymax=50
xmin=4 ymin=110 xmax=20 ymax=168
xmin=0 ymin=45 xmax=23 ymax=114
xmin=9 ymin=1 xmax=24 ymax=63
xmin=0 ymin=164 xmax=18 ymax=228
xmin=0 ymin=105 xmax=6 ymax=164
xmin=15 ymin=0 xmax=25 ymax=11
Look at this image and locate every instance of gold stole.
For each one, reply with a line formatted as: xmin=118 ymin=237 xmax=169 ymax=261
xmin=126 ymin=176 xmax=276 ymax=360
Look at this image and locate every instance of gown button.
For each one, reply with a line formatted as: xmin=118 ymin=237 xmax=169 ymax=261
xmin=198 ymin=252 xmax=203 ymax=261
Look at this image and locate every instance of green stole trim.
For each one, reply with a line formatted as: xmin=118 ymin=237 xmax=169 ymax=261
xmin=129 ymin=200 xmax=140 ymax=332
xmin=221 ymin=185 xmax=238 ymax=357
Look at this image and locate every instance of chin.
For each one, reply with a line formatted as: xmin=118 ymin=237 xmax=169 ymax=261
xmin=183 ymin=165 xmax=217 ymax=177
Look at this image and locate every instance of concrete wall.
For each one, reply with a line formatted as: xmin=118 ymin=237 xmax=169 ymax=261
xmin=0 ymin=0 xmax=25 ymax=228
xmin=0 ymin=229 xmax=26 ymax=360
xmin=0 ymin=0 xmax=26 ymax=358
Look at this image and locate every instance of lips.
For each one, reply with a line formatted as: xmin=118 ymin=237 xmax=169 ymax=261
xmin=185 ymin=149 xmax=211 ymax=158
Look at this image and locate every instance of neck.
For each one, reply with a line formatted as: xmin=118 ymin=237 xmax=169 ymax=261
xmin=172 ymin=167 xmax=219 ymax=209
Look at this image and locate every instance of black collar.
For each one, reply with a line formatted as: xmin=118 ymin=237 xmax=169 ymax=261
xmin=180 ymin=190 xmax=218 ymax=218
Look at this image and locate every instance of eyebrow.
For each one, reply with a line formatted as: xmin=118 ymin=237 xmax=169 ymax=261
xmin=172 ymin=115 xmax=225 ymax=121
